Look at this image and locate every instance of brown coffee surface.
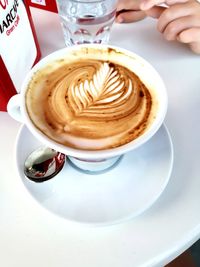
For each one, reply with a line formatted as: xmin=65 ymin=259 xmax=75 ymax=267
xmin=26 ymin=47 xmax=157 ymax=150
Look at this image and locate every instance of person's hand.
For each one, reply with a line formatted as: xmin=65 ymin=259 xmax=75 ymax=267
xmin=140 ymin=0 xmax=200 ymax=54
xmin=116 ymin=0 xmax=146 ymax=23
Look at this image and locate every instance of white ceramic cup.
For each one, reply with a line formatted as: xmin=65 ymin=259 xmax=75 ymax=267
xmin=7 ymin=44 xmax=168 ymax=173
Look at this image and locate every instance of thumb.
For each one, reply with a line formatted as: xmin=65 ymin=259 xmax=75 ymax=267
xmin=145 ymin=6 xmax=166 ymax=18
xmin=189 ymin=42 xmax=200 ymax=54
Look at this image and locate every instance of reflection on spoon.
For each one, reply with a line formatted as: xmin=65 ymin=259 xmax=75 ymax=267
xmin=24 ymin=146 xmax=65 ymax=182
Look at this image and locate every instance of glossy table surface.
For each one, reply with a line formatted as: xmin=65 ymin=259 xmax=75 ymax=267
xmin=0 ymin=7 xmax=200 ymax=267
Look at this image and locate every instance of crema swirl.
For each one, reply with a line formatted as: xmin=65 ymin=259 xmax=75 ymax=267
xmin=26 ymin=47 xmax=157 ymax=150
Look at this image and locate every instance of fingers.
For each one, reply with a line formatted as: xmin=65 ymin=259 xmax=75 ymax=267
xmin=116 ymin=0 xmax=200 ymax=54
xmin=116 ymin=10 xmax=146 ymax=23
xmin=147 ymin=1 xmax=200 ymax=40
xmin=145 ymin=6 xmax=166 ymax=18
xmin=163 ymin=0 xmax=188 ymax=4
xmin=189 ymin=42 xmax=200 ymax=54
xmin=178 ymin=27 xmax=200 ymax=43
xmin=140 ymin=0 xmax=188 ymax=10
xmin=140 ymin=0 xmax=165 ymax=10
xmin=163 ymin=16 xmax=200 ymax=41
xmin=116 ymin=0 xmax=146 ymax=23
xmin=117 ymin=0 xmax=142 ymax=11
xmin=140 ymin=0 xmax=200 ymax=54
xmin=157 ymin=2 xmax=195 ymax=33
xmin=179 ymin=28 xmax=200 ymax=53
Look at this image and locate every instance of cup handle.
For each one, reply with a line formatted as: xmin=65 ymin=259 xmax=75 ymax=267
xmin=7 ymin=94 xmax=23 ymax=123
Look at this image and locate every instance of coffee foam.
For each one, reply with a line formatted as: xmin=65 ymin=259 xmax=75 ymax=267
xmin=26 ymin=47 xmax=158 ymax=150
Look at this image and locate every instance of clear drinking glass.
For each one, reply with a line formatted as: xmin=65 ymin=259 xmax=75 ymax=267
xmin=55 ymin=0 xmax=117 ymax=46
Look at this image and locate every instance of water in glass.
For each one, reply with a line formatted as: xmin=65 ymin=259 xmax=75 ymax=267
xmin=56 ymin=0 xmax=117 ymax=46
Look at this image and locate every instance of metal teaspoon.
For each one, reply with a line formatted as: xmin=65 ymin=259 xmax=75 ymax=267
xmin=24 ymin=146 xmax=65 ymax=182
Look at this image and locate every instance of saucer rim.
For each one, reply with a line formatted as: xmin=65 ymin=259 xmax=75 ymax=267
xmin=14 ymin=123 xmax=174 ymax=226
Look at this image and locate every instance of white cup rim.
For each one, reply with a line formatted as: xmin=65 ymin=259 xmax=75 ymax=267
xmin=20 ymin=44 xmax=168 ymax=160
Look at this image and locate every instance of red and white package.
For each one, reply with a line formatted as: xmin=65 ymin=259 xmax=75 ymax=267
xmin=26 ymin=0 xmax=58 ymax=13
xmin=0 ymin=0 xmax=41 ymax=111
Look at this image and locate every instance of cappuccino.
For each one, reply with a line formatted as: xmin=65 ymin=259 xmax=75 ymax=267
xmin=25 ymin=46 xmax=158 ymax=150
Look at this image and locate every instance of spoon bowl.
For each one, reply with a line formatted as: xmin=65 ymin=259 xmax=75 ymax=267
xmin=24 ymin=146 xmax=65 ymax=182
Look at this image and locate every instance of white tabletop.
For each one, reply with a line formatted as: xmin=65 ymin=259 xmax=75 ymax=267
xmin=0 ymin=7 xmax=200 ymax=267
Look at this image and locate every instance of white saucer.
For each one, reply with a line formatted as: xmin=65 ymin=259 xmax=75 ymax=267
xmin=15 ymin=124 xmax=173 ymax=226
